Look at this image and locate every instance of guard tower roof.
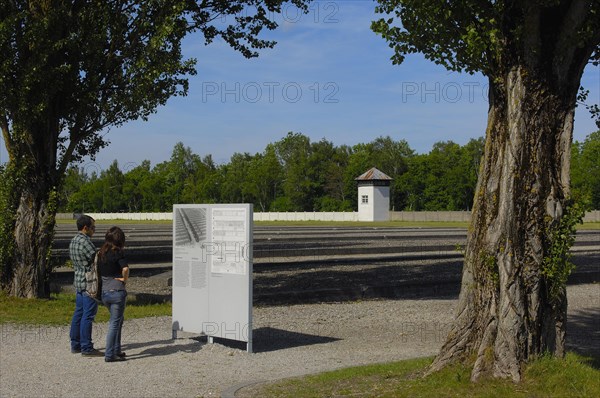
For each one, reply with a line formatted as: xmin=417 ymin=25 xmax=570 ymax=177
xmin=355 ymin=167 xmax=393 ymax=181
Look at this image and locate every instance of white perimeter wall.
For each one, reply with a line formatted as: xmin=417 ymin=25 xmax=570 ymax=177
xmin=56 ymin=210 xmax=600 ymax=222
xmin=70 ymin=212 xmax=173 ymax=221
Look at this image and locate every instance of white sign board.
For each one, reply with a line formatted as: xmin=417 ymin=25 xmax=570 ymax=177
xmin=172 ymin=204 xmax=253 ymax=352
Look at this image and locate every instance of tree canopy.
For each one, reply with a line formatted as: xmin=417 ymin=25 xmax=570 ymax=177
xmin=0 ymin=0 xmax=313 ymax=171
xmin=0 ymin=0 xmax=314 ymax=297
xmin=373 ymin=0 xmax=600 ymax=80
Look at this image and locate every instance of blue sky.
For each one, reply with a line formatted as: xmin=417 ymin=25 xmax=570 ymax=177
xmin=1 ymin=1 xmax=598 ymax=172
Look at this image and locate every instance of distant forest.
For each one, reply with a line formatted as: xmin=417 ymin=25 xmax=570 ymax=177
xmin=50 ymin=131 xmax=599 ymax=213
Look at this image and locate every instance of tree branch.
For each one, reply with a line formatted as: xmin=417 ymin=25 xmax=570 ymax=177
xmin=522 ymin=2 xmax=541 ymax=69
xmin=553 ymin=0 xmax=594 ymax=85
xmin=0 ymin=113 xmax=12 ymax=153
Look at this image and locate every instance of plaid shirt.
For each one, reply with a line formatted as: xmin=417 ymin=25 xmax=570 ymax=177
xmin=69 ymin=232 xmax=96 ymax=291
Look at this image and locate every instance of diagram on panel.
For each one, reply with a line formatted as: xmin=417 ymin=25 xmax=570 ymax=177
xmin=175 ymin=207 xmax=207 ymax=247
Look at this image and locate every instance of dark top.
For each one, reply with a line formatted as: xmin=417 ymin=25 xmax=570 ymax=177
xmin=98 ymin=250 xmax=128 ymax=292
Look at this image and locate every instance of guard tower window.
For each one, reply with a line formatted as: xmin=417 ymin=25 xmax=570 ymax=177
xmin=361 ymin=195 xmax=369 ymax=204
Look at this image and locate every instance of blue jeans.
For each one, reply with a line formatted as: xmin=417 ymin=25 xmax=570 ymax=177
xmin=102 ymin=290 xmax=127 ymax=359
xmin=69 ymin=291 xmax=98 ymax=352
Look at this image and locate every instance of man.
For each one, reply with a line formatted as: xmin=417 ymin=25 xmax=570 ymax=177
xmin=69 ymin=215 xmax=103 ymax=356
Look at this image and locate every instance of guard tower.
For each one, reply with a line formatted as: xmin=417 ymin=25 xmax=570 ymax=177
xmin=355 ymin=167 xmax=393 ymax=222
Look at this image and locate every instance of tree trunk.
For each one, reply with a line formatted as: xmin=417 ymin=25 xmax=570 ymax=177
xmin=429 ymin=66 xmax=575 ymax=382
xmin=1 ymin=167 xmax=57 ymax=298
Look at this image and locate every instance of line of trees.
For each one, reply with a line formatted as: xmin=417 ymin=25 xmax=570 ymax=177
xmin=53 ymin=130 xmax=600 ymax=213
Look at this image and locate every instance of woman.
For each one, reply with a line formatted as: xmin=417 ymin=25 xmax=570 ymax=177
xmin=97 ymin=226 xmax=129 ymax=362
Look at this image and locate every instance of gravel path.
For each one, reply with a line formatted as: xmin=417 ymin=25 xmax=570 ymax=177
xmin=1 ymin=283 xmax=598 ymax=398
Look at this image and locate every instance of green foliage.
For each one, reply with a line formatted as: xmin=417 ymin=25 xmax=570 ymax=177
xmin=274 ymin=132 xmax=315 ymax=210
xmin=59 ymin=132 xmax=600 ymax=214
xmin=1 ymin=1 xmax=199 ymax=169
xmin=120 ymin=161 xmax=153 ymax=212
xmin=372 ymin=1 xmax=599 ymax=83
xmin=269 ymin=196 xmax=295 ymax=212
xmin=221 ymin=152 xmax=254 ymax=204
xmin=0 ymin=164 xmax=18 ymax=280
xmin=372 ymin=0 xmax=501 ymax=75
xmin=396 ymin=138 xmax=484 ymax=211
xmin=188 ymin=0 xmax=311 ymax=59
xmin=59 ymin=167 xmax=89 ymax=212
xmin=577 ymin=87 xmax=600 ymax=130
xmin=245 ymin=145 xmax=283 ymax=211
xmin=314 ymin=197 xmax=353 ymax=212
xmin=571 ymin=131 xmax=600 ymax=209
xmin=542 ymin=200 xmax=586 ymax=301
xmin=482 ymin=250 xmax=499 ymax=286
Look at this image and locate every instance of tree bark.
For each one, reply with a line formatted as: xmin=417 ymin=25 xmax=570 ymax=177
xmin=8 ymin=190 xmax=56 ymax=298
xmin=0 ymin=150 xmax=58 ymax=298
xmin=429 ymin=66 xmax=574 ymax=382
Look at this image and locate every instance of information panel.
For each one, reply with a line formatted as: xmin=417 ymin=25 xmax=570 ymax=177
xmin=172 ymin=204 xmax=253 ymax=352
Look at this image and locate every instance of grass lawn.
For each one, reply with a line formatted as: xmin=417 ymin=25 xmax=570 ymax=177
xmin=253 ymin=354 xmax=600 ymax=398
xmin=0 ymin=292 xmax=171 ymax=325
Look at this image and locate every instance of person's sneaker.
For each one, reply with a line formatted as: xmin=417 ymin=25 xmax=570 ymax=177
xmin=81 ymin=349 xmax=104 ymax=357
xmin=105 ymin=356 xmax=126 ymax=362
xmin=117 ymin=352 xmax=126 ymax=358
xmin=71 ymin=348 xmax=81 ymax=354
